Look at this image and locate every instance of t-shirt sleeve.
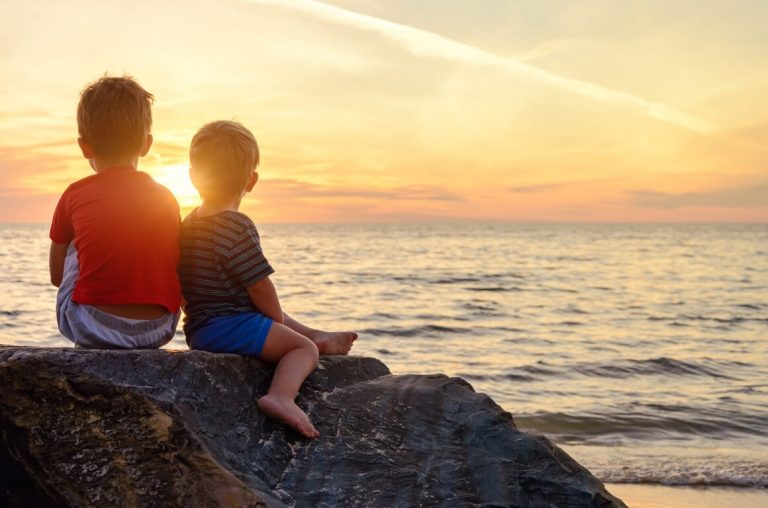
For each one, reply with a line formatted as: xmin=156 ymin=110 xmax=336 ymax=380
xmin=49 ymin=190 xmax=74 ymax=244
xmin=223 ymin=222 xmax=275 ymax=288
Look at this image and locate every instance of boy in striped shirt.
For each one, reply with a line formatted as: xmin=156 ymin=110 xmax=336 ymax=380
xmin=179 ymin=121 xmax=357 ymax=438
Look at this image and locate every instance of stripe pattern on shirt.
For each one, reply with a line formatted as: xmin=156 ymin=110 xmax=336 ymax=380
xmin=179 ymin=209 xmax=274 ymax=337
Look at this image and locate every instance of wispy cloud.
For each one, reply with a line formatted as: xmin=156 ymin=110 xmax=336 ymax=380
xmin=508 ymin=178 xmax=613 ymax=193
xmin=0 ymin=147 xmax=80 ymax=193
xmin=248 ymin=0 xmax=716 ymax=135
xmin=262 ymin=178 xmax=463 ymax=202
xmin=630 ymin=182 xmax=768 ymax=209
xmin=9 ymin=139 xmax=74 ymax=151
xmin=0 ymin=187 xmax=45 ymax=197
xmin=516 ymin=38 xmax=582 ymax=62
xmin=508 ymin=182 xmax=572 ymax=193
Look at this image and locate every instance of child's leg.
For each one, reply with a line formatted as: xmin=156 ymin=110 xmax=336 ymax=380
xmin=258 ymin=322 xmax=321 ymax=438
xmin=283 ymin=313 xmax=358 ymax=355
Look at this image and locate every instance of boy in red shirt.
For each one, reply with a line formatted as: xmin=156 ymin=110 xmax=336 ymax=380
xmin=49 ymin=75 xmax=181 ymax=348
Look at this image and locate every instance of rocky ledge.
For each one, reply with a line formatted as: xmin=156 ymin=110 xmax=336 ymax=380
xmin=0 ymin=346 xmax=626 ymax=507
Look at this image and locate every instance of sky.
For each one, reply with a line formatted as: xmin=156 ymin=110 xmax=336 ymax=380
xmin=1 ymin=0 xmax=767 ymax=223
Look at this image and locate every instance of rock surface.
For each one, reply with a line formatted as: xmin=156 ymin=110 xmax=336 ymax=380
xmin=0 ymin=346 xmax=626 ymax=507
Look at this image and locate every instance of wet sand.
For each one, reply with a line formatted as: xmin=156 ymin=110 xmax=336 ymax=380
xmin=606 ymin=484 xmax=768 ymax=508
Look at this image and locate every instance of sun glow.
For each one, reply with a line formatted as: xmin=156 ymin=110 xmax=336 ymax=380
xmin=1 ymin=1 xmax=767 ymax=223
xmin=147 ymin=163 xmax=201 ymax=212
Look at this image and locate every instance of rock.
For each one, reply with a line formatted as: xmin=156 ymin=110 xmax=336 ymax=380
xmin=0 ymin=346 xmax=626 ymax=507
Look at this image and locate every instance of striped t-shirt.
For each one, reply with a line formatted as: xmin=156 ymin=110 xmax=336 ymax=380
xmin=178 ymin=209 xmax=274 ymax=338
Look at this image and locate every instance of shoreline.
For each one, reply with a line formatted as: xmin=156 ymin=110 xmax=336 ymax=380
xmin=606 ymin=483 xmax=768 ymax=508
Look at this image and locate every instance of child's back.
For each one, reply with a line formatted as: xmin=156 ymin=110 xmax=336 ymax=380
xmin=52 ymin=168 xmax=179 ymax=312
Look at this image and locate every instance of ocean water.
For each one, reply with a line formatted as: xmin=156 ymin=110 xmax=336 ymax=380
xmin=1 ymin=222 xmax=767 ymax=492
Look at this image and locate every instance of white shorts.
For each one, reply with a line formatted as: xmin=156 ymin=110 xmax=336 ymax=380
xmin=56 ymin=243 xmax=179 ymax=349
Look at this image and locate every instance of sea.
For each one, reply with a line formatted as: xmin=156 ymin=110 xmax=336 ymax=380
xmin=1 ymin=222 xmax=766 ymax=501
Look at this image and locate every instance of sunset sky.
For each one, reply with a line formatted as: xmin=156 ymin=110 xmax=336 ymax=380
xmin=1 ymin=0 xmax=767 ymax=222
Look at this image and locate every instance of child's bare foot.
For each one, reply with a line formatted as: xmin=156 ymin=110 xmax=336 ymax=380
xmin=310 ymin=331 xmax=358 ymax=355
xmin=257 ymin=394 xmax=319 ymax=439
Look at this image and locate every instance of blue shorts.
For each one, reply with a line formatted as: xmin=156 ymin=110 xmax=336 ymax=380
xmin=188 ymin=313 xmax=274 ymax=357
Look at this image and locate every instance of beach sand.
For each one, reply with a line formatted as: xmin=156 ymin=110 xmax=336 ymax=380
xmin=606 ymin=484 xmax=768 ymax=508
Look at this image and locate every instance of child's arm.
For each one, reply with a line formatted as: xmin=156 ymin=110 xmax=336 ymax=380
xmin=49 ymin=242 xmax=68 ymax=287
xmin=246 ymin=276 xmax=284 ymax=324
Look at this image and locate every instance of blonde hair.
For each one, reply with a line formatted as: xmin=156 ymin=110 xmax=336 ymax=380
xmin=77 ymin=75 xmax=153 ymax=160
xmin=189 ymin=121 xmax=260 ymax=200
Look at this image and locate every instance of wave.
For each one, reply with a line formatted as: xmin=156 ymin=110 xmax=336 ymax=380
xmin=360 ymin=312 xmax=399 ymax=321
xmin=433 ymin=277 xmax=484 ymax=284
xmin=734 ymin=303 xmax=763 ymax=311
xmin=459 ymin=302 xmax=504 ymax=316
xmin=497 ymin=327 xmax=534 ymax=334
xmin=647 ymin=314 xmax=768 ymax=325
xmin=361 ymin=324 xmax=471 ymax=337
xmin=432 ymin=272 xmax=527 ymax=285
xmin=515 ymin=409 xmax=768 ymax=440
xmin=459 ymin=372 xmax=537 ymax=383
xmin=517 ymin=363 xmax=560 ymax=376
xmin=556 ymin=305 xmax=589 ymax=315
xmin=573 ymin=357 xmax=737 ymax=380
xmin=465 ymin=286 xmax=520 ymax=292
xmin=557 ymin=320 xmax=584 ymax=326
xmin=594 ymin=461 xmax=768 ymax=488
xmin=464 ymin=357 xmax=743 ymax=385
xmin=540 ymin=285 xmax=579 ymax=293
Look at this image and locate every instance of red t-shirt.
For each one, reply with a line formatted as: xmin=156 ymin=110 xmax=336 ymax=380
xmin=50 ymin=167 xmax=181 ymax=312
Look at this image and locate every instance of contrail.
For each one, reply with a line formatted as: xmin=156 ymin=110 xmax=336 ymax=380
xmin=248 ymin=0 xmax=716 ymax=135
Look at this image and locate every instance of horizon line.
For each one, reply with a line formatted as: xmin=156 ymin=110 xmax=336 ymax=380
xmin=3 ymin=220 xmax=765 ymax=226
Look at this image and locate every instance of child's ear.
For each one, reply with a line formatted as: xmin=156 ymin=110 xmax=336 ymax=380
xmin=139 ymin=134 xmax=153 ymax=157
xmin=245 ymin=171 xmax=258 ymax=192
xmin=77 ymin=137 xmax=94 ymax=159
